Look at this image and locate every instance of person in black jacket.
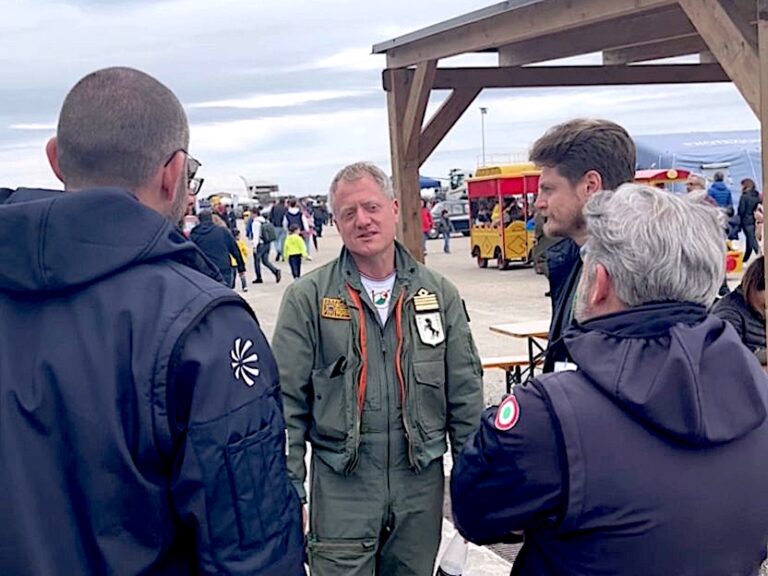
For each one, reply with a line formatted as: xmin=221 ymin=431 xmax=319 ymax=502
xmin=530 ymin=119 xmax=636 ymax=372
xmin=713 ymin=256 xmax=766 ymax=364
xmin=0 ymin=67 xmax=304 ymax=576
xmin=191 ymin=209 xmax=245 ymax=287
xmin=738 ymin=178 xmax=762 ymax=261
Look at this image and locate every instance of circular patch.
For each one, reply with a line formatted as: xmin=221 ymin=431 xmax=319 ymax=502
xmin=494 ymin=395 xmax=520 ymax=431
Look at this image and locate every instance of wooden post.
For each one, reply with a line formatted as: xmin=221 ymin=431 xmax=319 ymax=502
xmin=386 ymin=68 xmax=424 ymax=262
xmin=758 ymin=0 xmax=768 ymax=345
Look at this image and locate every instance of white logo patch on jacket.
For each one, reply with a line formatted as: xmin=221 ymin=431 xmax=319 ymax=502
xmin=231 ymin=338 xmax=260 ymax=386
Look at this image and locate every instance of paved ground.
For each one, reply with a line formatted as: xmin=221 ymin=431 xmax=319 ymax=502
xmin=237 ymin=226 xmax=755 ymax=575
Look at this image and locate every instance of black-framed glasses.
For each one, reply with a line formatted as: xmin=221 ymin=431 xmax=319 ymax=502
xmin=163 ymin=148 xmax=202 ymax=190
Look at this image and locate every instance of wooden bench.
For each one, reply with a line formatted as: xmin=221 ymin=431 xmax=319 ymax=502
xmin=482 ymin=355 xmax=542 ymax=392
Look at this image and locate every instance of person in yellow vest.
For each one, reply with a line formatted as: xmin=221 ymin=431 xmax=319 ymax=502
xmin=283 ymin=224 xmax=311 ymax=279
xmin=230 ymin=229 xmax=249 ymax=291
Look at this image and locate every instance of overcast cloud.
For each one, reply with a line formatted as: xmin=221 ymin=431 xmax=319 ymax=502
xmin=0 ymin=0 xmax=759 ymax=196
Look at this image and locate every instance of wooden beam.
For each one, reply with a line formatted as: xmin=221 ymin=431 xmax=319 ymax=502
xmin=384 ymin=64 xmax=730 ymax=92
xmin=679 ymin=0 xmax=759 ymax=115
xmin=758 ymin=0 xmax=768 ymax=358
xmin=603 ymin=36 xmax=709 ymax=64
xmin=499 ymin=6 xmax=694 ymax=66
xmin=386 ymin=69 xmax=423 ymax=262
xmin=386 ymin=0 xmax=674 ymax=68
xmin=401 ymin=60 xmax=436 ymax=160
xmin=419 ymin=87 xmax=482 ymax=166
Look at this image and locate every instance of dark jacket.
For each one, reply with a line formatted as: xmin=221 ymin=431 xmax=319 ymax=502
xmin=0 ymin=187 xmax=304 ymax=575
xmin=270 ymin=203 xmax=288 ymax=228
xmin=190 ymin=219 xmax=245 ymax=274
xmin=707 ymin=180 xmax=734 ymax=209
xmin=713 ymin=287 xmax=767 ymax=363
xmin=739 ymin=189 xmax=761 ymax=228
xmin=543 ymin=238 xmax=581 ymax=371
xmin=452 ymin=302 xmax=768 ymax=575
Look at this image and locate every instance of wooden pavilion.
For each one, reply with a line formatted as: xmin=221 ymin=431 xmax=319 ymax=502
xmin=372 ymin=0 xmax=768 ymax=263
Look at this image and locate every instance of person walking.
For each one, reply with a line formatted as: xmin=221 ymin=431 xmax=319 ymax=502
xmin=283 ymin=224 xmax=309 ymax=279
xmin=272 ymin=162 xmax=483 ymax=575
xmin=738 ymin=178 xmax=762 ymax=261
xmin=420 ymin=199 xmax=433 ymax=256
xmin=0 ymin=66 xmax=303 ymax=575
xmin=270 ymin=198 xmax=288 ymax=261
xmin=437 ymin=209 xmax=454 ymax=253
xmin=231 ymin=228 xmax=249 ymax=291
xmin=190 ymin=210 xmax=245 ymax=288
xmin=252 ymin=210 xmax=282 ymax=284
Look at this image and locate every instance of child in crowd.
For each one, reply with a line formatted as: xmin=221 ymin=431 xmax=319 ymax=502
xmin=283 ymin=224 xmax=311 ymax=279
xmin=231 ymin=229 xmax=249 ymax=292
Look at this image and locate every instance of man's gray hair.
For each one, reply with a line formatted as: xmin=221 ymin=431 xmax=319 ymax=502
xmin=56 ymin=67 xmax=189 ymax=190
xmin=583 ymin=183 xmax=725 ymax=306
xmin=328 ymin=162 xmax=394 ymax=211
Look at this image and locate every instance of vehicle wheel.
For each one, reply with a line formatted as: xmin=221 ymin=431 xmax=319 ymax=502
xmin=461 ymin=230 xmax=470 ymax=237
xmin=477 ymin=256 xmax=488 ymax=268
xmin=428 ymin=229 xmax=439 ymax=240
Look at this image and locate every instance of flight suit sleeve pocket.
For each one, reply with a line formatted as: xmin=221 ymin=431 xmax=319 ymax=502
xmin=224 ymin=401 xmax=293 ymax=549
xmin=414 ymin=360 xmax=447 ymax=434
xmin=310 ymin=358 xmax=349 ymax=441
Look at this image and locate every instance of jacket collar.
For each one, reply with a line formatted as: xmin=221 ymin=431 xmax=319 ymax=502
xmin=338 ymin=241 xmax=419 ymax=296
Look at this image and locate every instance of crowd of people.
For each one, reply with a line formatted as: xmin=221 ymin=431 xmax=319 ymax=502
xmin=2 ymin=67 xmax=768 ymax=576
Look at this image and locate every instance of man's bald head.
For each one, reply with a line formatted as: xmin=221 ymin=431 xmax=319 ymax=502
xmin=55 ymin=67 xmax=189 ymax=191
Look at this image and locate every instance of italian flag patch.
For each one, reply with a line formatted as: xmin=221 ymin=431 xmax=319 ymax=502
xmin=494 ymin=395 xmax=520 ymax=431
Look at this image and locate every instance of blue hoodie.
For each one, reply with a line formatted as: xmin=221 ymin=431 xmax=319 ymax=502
xmin=452 ymin=302 xmax=768 ymax=575
xmin=0 ymin=188 xmax=304 ymax=575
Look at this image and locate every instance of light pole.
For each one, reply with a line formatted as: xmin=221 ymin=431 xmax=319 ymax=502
xmin=479 ymin=107 xmax=488 ymax=166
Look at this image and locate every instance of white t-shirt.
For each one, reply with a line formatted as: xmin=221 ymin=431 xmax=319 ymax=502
xmin=360 ymin=272 xmax=396 ymax=326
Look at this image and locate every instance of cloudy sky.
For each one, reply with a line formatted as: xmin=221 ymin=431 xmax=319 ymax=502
xmin=0 ymin=0 xmax=760 ymax=197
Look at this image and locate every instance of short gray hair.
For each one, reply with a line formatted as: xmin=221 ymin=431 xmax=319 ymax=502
xmin=56 ymin=67 xmax=189 ymax=190
xmin=328 ymin=162 xmax=394 ymax=211
xmin=583 ymin=183 xmax=725 ymax=306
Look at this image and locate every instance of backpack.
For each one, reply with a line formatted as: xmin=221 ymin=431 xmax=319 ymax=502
xmin=260 ymin=220 xmax=278 ymax=243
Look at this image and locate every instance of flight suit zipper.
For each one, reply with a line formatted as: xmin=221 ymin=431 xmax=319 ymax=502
xmin=393 ymin=288 xmax=417 ymax=470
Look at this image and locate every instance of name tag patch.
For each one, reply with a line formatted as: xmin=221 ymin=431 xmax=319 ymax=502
xmin=321 ymin=297 xmax=351 ymax=320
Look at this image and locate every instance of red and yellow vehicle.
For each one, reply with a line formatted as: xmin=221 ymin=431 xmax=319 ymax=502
xmin=634 ymin=168 xmax=690 ymax=188
xmin=468 ymin=163 xmax=540 ymax=269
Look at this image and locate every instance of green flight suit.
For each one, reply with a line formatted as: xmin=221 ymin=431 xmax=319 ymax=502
xmin=272 ymin=242 xmax=483 ymax=575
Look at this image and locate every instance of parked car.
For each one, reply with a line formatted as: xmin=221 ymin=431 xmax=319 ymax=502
xmin=428 ymin=200 xmax=470 ymax=239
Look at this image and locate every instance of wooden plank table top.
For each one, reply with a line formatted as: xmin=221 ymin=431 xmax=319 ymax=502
xmin=489 ymin=320 xmax=551 ymax=339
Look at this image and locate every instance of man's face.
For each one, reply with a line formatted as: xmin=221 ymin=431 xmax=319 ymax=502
xmin=333 ymin=175 xmax=398 ymax=260
xmin=535 ymin=166 xmax=588 ymax=240
xmin=685 ymin=177 xmax=700 ymax=193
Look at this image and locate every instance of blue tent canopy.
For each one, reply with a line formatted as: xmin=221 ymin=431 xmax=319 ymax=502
xmin=419 ymin=175 xmax=442 ymax=189
xmin=634 ymin=130 xmax=761 ymax=198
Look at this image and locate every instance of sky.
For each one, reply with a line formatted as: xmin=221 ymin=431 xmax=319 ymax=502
xmin=0 ymin=0 xmax=760 ymax=197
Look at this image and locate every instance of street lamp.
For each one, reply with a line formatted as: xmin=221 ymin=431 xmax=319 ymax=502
xmin=479 ymin=107 xmax=488 ymax=166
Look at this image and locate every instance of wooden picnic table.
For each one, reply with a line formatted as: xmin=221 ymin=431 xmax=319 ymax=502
xmin=489 ymin=320 xmax=551 ymax=379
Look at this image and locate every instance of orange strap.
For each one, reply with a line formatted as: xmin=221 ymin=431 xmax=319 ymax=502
xmin=393 ymin=290 xmax=406 ymax=404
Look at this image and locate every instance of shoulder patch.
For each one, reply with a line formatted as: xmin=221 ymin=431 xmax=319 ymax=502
xmin=494 ymin=394 xmax=520 ymax=431
xmin=321 ymin=297 xmax=351 ymax=320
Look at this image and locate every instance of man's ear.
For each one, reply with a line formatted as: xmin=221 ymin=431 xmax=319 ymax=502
xmin=160 ymin=150 xmax=185 ymax=202
xmin=583 ymin=169 xmax=603 ymax=197
xmin=46 ymin=137 xmax=65 ymax=184
xmin=392 ymin=198 xmax=400 ymax=223
xmin=590 ymin=263 xmax=613 ymax=307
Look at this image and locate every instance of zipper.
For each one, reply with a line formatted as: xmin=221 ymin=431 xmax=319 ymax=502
xmin=393 ymin=288 xmax=417 ymax=470
xmin=344 ymin=284 xmax=367 ymax=472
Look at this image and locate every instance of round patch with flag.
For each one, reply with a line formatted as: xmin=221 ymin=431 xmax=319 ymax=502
xmin=494 ymin=395 xmax=520 ymax=431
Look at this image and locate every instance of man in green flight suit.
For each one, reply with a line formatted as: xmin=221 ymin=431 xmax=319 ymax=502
xmin=273 ymin=162 xmax=484 ymax=575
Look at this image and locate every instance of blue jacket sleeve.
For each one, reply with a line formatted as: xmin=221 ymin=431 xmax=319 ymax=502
xmin=451 ymin=384 xmax=564 ymax=545
xmin=168 ymin=302 xmax=305 ymax=575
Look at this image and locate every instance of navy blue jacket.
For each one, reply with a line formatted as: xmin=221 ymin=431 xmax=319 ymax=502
xmin=190 ymin=219 xmax=245 ymax=275
xmin=0 ymin=188 xmax=304 ymax=575
xmin=452 ymin=302 xmax=768 ymax=575
xmin=543 ymin=238 xmax=581 ymax=372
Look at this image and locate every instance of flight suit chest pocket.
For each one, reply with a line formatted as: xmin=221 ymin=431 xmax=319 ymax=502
xmin=413 ymin=360 xmax=447 ymax=434
xmin=311 ymin=357 xmax=350 ymax=441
